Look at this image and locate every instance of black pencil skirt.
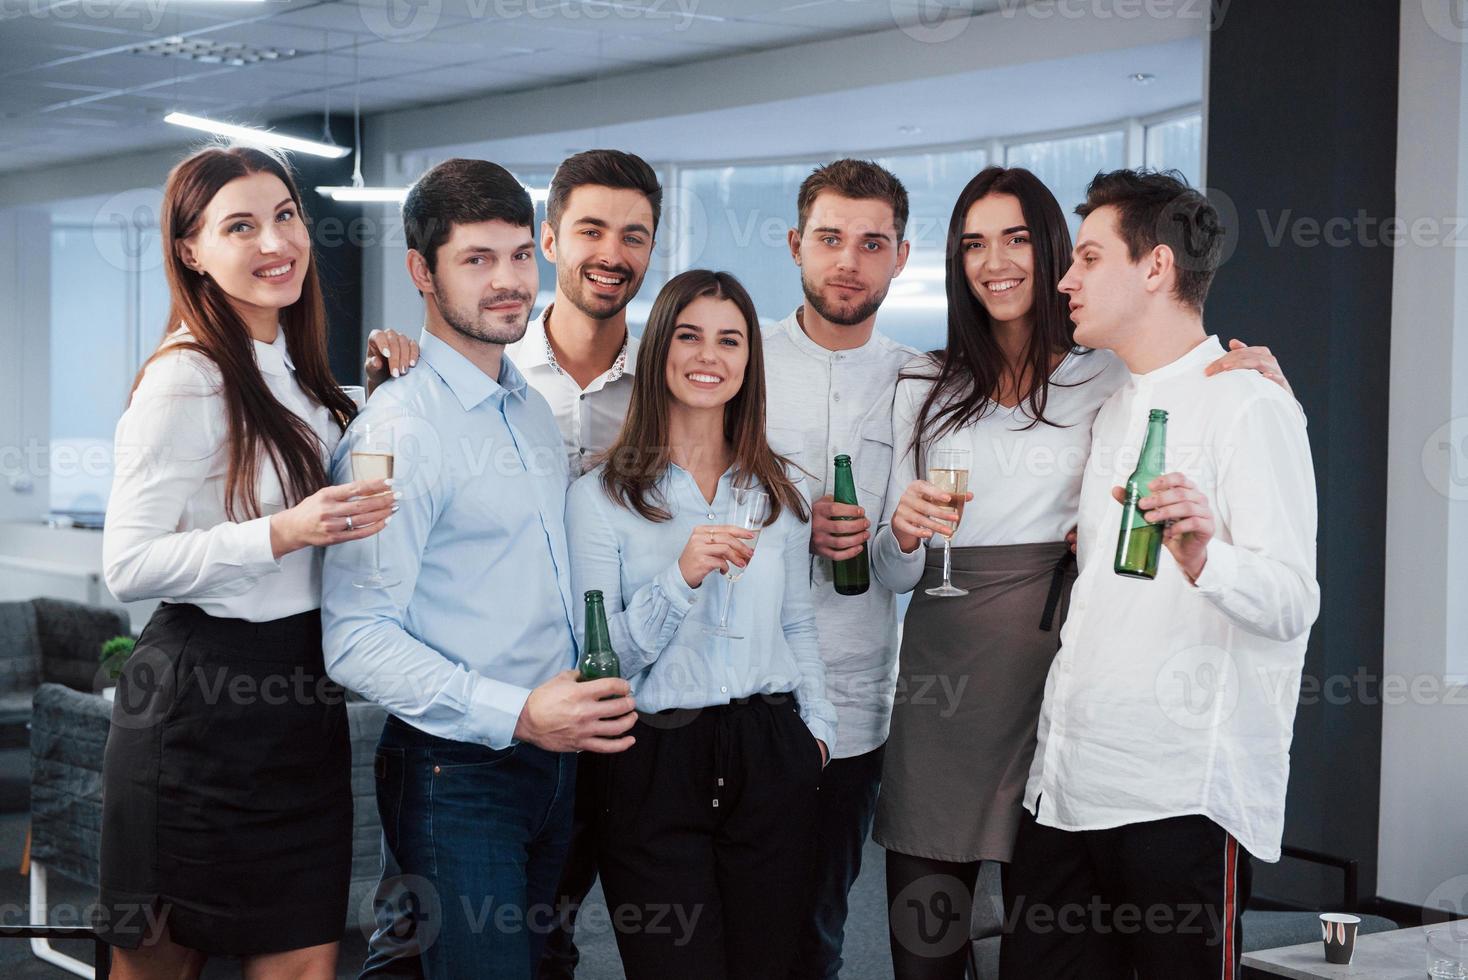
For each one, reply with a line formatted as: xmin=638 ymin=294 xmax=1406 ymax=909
xmin=95 ymin=601 xmax=352 ymax=956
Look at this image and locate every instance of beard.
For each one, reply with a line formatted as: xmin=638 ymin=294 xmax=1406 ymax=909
xmin=433 ymin=285 xmax=534 ymax=347
xmin=557 ymin=259 xmax=645 ymax=321
xmin=801 ymin=268 xmax=888 ymax=327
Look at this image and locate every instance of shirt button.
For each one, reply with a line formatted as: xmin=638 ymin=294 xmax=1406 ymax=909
xmin=579 ymin=394 xmax=585 ymax=401
xmin=833 ymin=392 xmax=841 ymax=402
xmin=707 ymin=512 xmax=716 ymax=520
xmin=579 ymin=448 xmax=586 ymax=455
xmin=720 ymin=686 xmax=728 ymax=694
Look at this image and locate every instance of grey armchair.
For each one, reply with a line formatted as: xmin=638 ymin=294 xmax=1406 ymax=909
xmin=0 ymin=597 xmax=128 ymax=750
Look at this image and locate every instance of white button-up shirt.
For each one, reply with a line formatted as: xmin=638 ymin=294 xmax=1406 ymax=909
xmin=103 ymin=327 xmax=342 ymax=622
xmin=1024 ymin=335 xmax=1320 ymax=862
xmin=504 ymin=305 xmax=638 ymax=482
xmin=762 ymin=309 xmax=918 ymax=759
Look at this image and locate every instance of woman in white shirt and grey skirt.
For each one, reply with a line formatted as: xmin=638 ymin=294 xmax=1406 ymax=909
xmin=868 ymin=166 xmax=1293 ymax=980
xmin=98 ymin=144 xmax=394 ymax=979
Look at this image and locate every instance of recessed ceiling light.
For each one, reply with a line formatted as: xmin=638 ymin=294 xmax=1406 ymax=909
xmin=131 ymin=36 xmax=302 ymax=66
xmin=1130 ymin=73 xmax=1157 ymax=85
xmin=898 ymin=124 xmax=922 ymax=135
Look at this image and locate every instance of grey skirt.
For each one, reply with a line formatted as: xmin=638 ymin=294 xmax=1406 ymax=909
xmin=873 ymin=541 xmax=1075 ymax=864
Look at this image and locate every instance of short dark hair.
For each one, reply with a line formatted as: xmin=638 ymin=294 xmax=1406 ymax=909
xmin=402 ymin=158 xmax=533 ymax=272
xmin=546 ymin=149 xmax=662 ymax=235
xmin=1076 ymin=168 xmax=1223 ymax=312
xmin=796 ymin=159 xmax=910 ymax=240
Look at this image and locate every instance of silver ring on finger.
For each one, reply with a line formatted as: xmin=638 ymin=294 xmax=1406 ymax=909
xmin=707 ymin=532 xmax=715 ymax=545
xmin=345 ymin=514 xmax=355 ymax=532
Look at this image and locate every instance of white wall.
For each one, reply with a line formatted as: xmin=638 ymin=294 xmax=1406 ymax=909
xmin=0 ymin=209 xmax=51 ymax=525
xmin=1379 ymin=0 xmax=1468 ymax=910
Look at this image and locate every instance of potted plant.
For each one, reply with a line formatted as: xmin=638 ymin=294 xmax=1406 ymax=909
xmin=99 ymin=635 xmax=136 ymax=701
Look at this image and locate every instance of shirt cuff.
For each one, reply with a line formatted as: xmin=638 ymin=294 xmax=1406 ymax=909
xmin=1190 ymin=539 xmax=1238 ymax=596
xmin=239 ymin=514 xmax=284 ymax=573
xmin=461 ymin=678 xmax=534 ymax=750
xmin=656 ymin=559 xmax=698 ymax=609
xmin=804 ymin=715 xmax=838 ymax=756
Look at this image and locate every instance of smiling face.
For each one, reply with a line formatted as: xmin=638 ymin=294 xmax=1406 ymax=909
xmin=543 ymin=184 xmax=655 ymax=321
xmin=410 ymin=219 xmax=540 ymax=346
xmin=960 ymin=192 xmax=1036 ymax=327
xmin=177 ymin=171 xmax=311 ymax=322
xmin=791 ymin=191 xmax=909 ymax=327
xmin=663 ymin=294 xmax=749 ymax=412
xmin=1058 ymin=204 xmax=1150 ymax=352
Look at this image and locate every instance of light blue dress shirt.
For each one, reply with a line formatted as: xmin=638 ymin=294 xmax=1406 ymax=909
xmin=565 ymin=462 xmax=838 ymax=751
xmin=321 ymin=329 xmax=576 ymax=749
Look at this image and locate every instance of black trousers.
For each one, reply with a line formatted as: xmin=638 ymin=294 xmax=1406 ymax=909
xmin=597 ymin=693 xmax=822 ymax=980
xmin=999 ymin=808 xmax=1252 ymax=980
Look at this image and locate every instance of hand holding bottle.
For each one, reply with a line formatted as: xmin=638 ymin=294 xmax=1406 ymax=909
xmin=1110 ymin=472 xmax=1214 ymax=582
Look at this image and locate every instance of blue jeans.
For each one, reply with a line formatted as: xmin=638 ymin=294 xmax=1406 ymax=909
xmin=790 ymin=741 xmax=886 ymax=980
xmin=360 ymin=716 xmax=576 ymax=980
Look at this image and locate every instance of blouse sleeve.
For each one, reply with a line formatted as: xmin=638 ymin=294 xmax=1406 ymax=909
xmin=102 ymin=352 xmax=281 ymax=603
xmin=870 ymin=367 xmax=930 ymax=595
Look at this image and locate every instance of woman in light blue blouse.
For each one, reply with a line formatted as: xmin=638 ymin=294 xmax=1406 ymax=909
xmin=565 ymin=269 xmax=836 ymax=980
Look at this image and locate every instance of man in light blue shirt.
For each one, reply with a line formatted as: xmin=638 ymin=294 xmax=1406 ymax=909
xmin=321 ymin=159 xmax=636 ymax=980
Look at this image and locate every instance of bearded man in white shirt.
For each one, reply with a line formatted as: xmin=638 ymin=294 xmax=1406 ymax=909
xmin=1001 ymin=169 xmax=1320 ymax=980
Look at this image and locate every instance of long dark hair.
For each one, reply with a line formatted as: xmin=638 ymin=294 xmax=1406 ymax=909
xmin=905 ymin=166 xmax=1094 ymax=475
xmin=133 ymin=143 xmax=354 ymax=521
xmin=600 ymin=270 xmax=809 ymax=527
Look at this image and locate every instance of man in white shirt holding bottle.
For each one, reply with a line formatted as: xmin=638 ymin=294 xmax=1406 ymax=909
xmin=1002 ymin=169 xmax=1319 ymax=980
xmin=762 ymin=159 xmax=917 ymax=980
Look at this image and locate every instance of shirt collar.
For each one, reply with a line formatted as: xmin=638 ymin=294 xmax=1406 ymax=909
xmin=419 ymin=329 xmax=528 ymax=412
xmin=779 ymin=306 xmax=888 ymax=364
xmin=1129 ymin=334 xmax=1224 ymax=385
xmin=252 ymin=329 xmax=293 ymax=377
xmin=531 ymin=302 xmax=638 ymax=382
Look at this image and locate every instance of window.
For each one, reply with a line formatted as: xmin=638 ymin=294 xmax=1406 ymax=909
xmin=1145 ymin=114 xmax=1203 ymax=189
xmin=1005 ymin=130 xmax=1126 ymax=235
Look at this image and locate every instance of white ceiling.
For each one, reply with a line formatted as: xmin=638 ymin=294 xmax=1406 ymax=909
xmin=1 ymin=0 xmax=1037 ymax=172
xmin=427 ymin=38 xmax=1202 ymax=170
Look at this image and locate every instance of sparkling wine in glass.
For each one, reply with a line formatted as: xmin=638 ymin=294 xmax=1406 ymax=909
xmin=706 ymin=486 xmax=770 ymax=639
xmin=352 ymin=421 xmax=399 ymax=590
xmin=925 ymin=448 xmax=970 ymax=598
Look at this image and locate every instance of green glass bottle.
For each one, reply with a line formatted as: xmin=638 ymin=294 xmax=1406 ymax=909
xmin=1114 ymin=409 xmax=1169 ymax=580
xmin=576 ymin=590 xmax=621 ymax=681
xmin=832 ymin=454 xmax=870 ymax=596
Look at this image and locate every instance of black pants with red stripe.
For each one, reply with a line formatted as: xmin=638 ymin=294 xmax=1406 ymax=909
xmin=998 ymin=809 xmax=1252 ymax=980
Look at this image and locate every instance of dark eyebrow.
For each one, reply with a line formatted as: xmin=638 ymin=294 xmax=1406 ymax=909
xmin=458 ymin=240 xmax=537 ymax=256
xmin=218 ymin=198 xmax=294 ymax=225
xmin=675 ymin=322 xmax=745 ymax=337
xmin=961 ymin=225 xmax=1031 ymax=241
xmin=812 ymin=225 xmax=893 ymax=243
xmin=574 ymin=216 xmax=651 ymax=237
xmin=1072 ymin=238 xmax=1102 ymax=257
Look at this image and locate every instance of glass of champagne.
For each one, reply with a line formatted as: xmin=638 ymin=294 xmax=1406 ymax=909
xmin=351 ymin=421 xmax=399 ymax=590
xmin=925 ymin=448 xmax=970 ymax=598
xmin=705 ymin=486 xmax=770 ymax=639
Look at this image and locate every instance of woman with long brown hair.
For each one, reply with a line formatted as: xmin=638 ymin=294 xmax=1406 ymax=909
xmin=98 ymin=144 xmax=395 ymax=979
xmin=564 ymin=269 xmax=836 ymax=980
xmin=868 ymin=166 xmax=1294 ymax=979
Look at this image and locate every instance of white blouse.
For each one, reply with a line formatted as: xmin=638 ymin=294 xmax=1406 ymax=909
xmin=103 ymin=327 xmax=343 ymax=622
xmin=871 ymin=348 xmax=1129 ymax=591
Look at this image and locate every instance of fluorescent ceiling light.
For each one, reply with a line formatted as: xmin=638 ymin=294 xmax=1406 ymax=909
xmin=316 ymin=186 xmax=408 ymax=202
xmin=164 ymin=111 xmax=350 ymax=159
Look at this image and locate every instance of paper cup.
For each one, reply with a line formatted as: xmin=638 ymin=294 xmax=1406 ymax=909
xmin=1320 ymin=912 xmax=1361 ymax=965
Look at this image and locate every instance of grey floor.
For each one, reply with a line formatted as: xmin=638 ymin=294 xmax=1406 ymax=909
xmin=0 ymin=747 xmax=897 ymax=979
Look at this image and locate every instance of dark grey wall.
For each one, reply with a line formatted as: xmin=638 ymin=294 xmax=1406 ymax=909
xmin=1206 ymin=1 xmax=1398 ymax=904
xmin=274 ymin=113 xmax=365 ymax=387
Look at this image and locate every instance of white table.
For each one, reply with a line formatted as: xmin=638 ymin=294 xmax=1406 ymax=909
xmin=1244 ymin=923 xmax=1449 ymax=978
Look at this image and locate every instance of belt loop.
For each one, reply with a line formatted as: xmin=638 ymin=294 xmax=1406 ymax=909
xmin=1039 ymin=549 xmax=1075 ymax=632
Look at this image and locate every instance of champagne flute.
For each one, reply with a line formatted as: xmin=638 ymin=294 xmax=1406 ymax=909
xmin=351 ymin=421 xmax=399 ymax=590
xmin=705 ymin=486 xmax=770 ymax=639
xmin=925 ymin=448 xmax=970 ymax=598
